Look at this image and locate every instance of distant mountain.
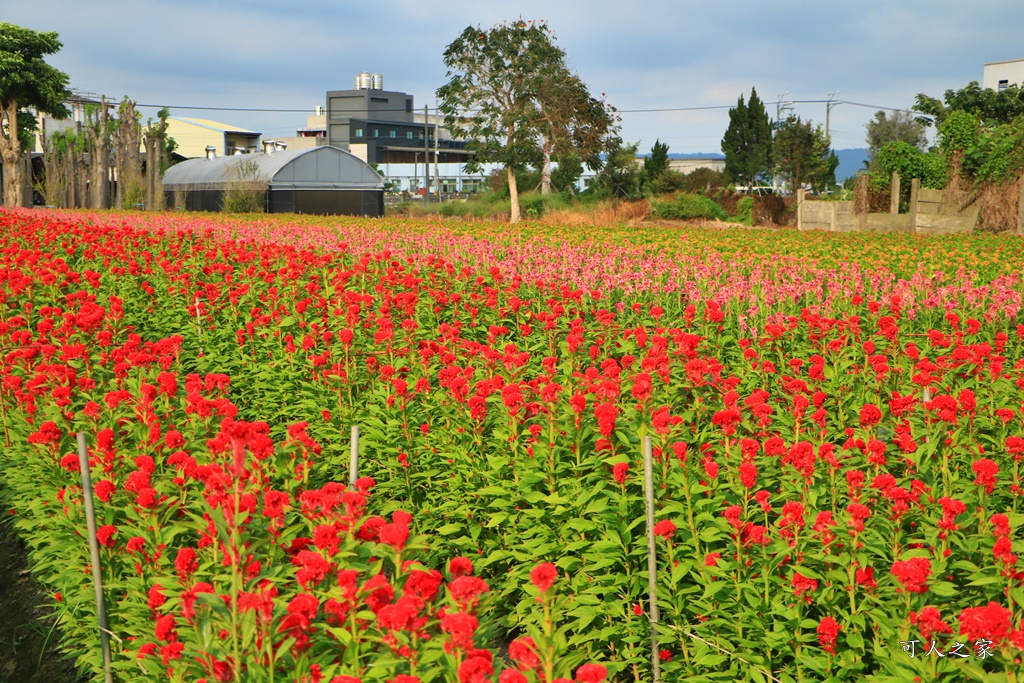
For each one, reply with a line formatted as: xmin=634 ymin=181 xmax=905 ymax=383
xmin=834 ymin=148 xmax=869 ymax=183
xmin=667 ymin=152 xmax=725 ymax=159
xmin=639 ymin=148 xmax=869 ymax=183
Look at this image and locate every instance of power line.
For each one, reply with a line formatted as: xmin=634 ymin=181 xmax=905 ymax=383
xmin=618 ymin=105 xmax=733 ymax=113
xmin=130 ymin=98 xmax=928 ymax=117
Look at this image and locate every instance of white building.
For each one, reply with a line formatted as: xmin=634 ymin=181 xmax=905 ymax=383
xmin=983 ymin=59 xmax=1024 ymax=91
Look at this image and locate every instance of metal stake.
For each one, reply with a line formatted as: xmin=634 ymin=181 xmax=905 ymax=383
xmin=349 ymin=425 xmax=360 ymax=488
xmin=77 ymin=432 xmax=114 ymax=683
xmin=643 ymin=435 xmax=662 ymax=682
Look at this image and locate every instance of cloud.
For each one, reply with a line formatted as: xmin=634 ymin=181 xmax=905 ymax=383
xmin=7 ymin=0 xmax=1024 ymax=153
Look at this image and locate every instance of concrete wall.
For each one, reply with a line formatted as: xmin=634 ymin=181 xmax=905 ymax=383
xmin=797 ymin=179 xmax=977 ymax=235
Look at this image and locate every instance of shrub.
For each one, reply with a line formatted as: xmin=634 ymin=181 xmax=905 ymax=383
xmin=651 ymin=193 xmax=728 ymax=221
xmin=731 ymin=196 xmax=754 ymax=225
xmin=753 ymin=195 xmax=793 ymax=225
xmin=221 ymin=160 xmax=267 ymax=213
xmin=519 ymin=192 xmax=573 ymax=219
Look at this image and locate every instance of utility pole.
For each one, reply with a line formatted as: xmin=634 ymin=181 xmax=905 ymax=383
xmin=434 ymin=105 xmax=440 ymax=199
xmin=775 ymin=92 xmax=793 ymax=126
xmin=826 ymin=92 xmax=840 ymax=141
xmin=774 ymin=93 xmax=793 ymax=192
xmin=424 ymin=104 xmax=430 ymax=202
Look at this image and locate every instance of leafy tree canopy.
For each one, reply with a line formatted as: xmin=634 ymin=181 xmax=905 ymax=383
xmin=914 ymin=81 xmax=1024 ymax=186
xmin=914 ymin=81 xmax=1024 ymax=128
xmin=436 ymin=20 xmax=615 ymax=222
xmin=587 ymin=138 xmax=642 ymax=200
xmin=772 ymin=115 xmax=836 ymax=193
xmin=869 ymin=141 xmax=946 ymax=192
xmin=0 ymin=23 xmax=70 ymax=120
xmin=865 ymin=110 xmax=927 ymax=161
xmin=0 ymin=22 xmax=71 ymax=205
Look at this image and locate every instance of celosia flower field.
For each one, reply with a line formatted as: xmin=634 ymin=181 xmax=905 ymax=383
xmin=2 ymin=206 xmax=1024 ymax=683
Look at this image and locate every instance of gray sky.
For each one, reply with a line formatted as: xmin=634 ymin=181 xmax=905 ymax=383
xmin=5 ymin=0 xmax=1022 ymax=153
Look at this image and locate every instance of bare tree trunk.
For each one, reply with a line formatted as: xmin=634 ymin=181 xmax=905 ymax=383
xmin=0 ymin=99 xmax=23 ymax=207
xmin=73 ymin=146 xmax=87 ymax=208
xmin=114 ymin=99 xmax=142 ymax=209
xmin=541 ymin=138 xmax=552 ymax=196
xmin=143 ymin=114 xmax=168 ymax=211
xmin=507 ymin=166 xmax=520 ymax=224
xmin=143 ymin=133 xmax=156 ymax=210
xmin=22 ymin=154 xmax=32 ymax=206
xmin=88 ymin=98 xmax=111 ymax=209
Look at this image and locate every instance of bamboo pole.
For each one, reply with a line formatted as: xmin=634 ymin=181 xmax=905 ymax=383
xmin=77 ymin=432 xmax=114 ymax=683
xmin=349 ymin=425 xmax=360 ymax=488
xmin=643 ymin=435 xmax=661 ymax=682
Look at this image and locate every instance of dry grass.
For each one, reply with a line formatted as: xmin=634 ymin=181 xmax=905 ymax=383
xmin=853 ymin=174 xmax=870 ymax=215
xmin=942 ymin=154 xmax=976 ymax=212
xmin=975 ymin=177 xmax=1023 ymax=232
xmin=944 ymin=155 xmax=1022 ymax=233
xmin=539 ymin=199 xmax=651 ymax=227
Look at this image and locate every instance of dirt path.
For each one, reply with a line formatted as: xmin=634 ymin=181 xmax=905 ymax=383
xmin=0 ymin=516 xmax=84 ymax=683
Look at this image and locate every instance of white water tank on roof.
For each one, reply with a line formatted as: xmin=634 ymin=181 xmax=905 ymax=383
xmin=355 ymin=71 xmax=373 ymax=90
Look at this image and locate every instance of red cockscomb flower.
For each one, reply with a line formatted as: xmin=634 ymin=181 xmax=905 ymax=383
xmin=508 ymin=636 xmax=541 ymax=671
xmin=816 ymin=616 xmax=840 ymax=654
xmin=891 ymin=557 xmax=931 ymax=594
xmin=530 ymin=562 xmax=558 ymax=593
xmin=449 ymin=556 xmax=474 ymax=579
xmin=972 ymin=458 xmax=998 ymax=494
xmin=959 ymin=602 xmax=1012 ymax=643
xmin=612 ymin=462 xmax=629 ymax=485
xmin=96 ymin=525 xmax=117 ymax=548
xmin=653 ymin=519 xmax=677 ymax=540
xmin=910 ymin=606 xmax=952 ymax=642
xmin=575 ymin=663 xmax=608 ymax=683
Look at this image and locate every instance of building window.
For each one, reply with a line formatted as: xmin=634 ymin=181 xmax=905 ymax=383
xmin=371 ymin=97 xmax=388 ymax=104
xmin=355 ymin=128 xmax=363 ymax=137
xmin=390 ymin=130 xmax=396 ymax=138
xmin=373 ymin=129 xmax=379 ymax=137
xmin=407 ymin=131 xmax=414 ymax=139
xmin=999 ymin=79 xmax=1009 ymax=92
xmin=406 ymin=99 xmax=412 ymax=113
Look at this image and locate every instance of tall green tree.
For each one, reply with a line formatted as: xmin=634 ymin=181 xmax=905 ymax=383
xmin=643 ymin=139 xmax=669 ymax=180
xmin=0 ymin=22 xmax=70 ymax=207
xmin=535 ymin=70 xmax=615 ymax=195
xmin=437 ymin=20 xmax=615 ymax=222
xmin=773 ymin=115 xmax=836 ymax=193
xmin=915 ymin=81 xmax=1024 ymax=128
xmin=865 ymin=110 xmax=927 ymax=161
xmin=589 ymin=138 xmax=642 ymax=199
xmin=915 ymin=81 xmax=1024 ymax=190
xmin=721 ymin=87 xmax=773 ymax=190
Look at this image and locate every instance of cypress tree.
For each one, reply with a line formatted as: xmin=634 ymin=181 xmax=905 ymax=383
xmin=721 ymin=87 xmax=773 ymax=190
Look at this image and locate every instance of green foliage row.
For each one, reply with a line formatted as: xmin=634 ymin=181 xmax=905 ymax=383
xmin=650 ymin=192 xmax=728 ymax=221
xmin=869 ymin=142 xmax=947 ymax=192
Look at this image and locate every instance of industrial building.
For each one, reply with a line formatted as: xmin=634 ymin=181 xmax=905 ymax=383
xmin=324 ymin=73 xmax=483 ymax=194
xmin=164 ymin=118 xmax=262 ymax=159
xmin=163 ymin=145 xmax=384 ymax=216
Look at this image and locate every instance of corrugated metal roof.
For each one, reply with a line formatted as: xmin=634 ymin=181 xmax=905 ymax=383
xmin=163 ymin=146 xmax=384 ymax=190
xmin=173 ymin=117 xmax=257 ymax=134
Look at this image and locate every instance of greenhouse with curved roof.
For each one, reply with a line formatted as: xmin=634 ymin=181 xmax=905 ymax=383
xmin=163 ymin=145 xmax=384 ymax=216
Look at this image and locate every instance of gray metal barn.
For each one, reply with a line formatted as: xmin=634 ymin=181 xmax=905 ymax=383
xmin=163 ymin=145 xmax=384 ymax=216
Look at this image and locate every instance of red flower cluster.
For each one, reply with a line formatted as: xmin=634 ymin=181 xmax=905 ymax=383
xmin=816 ymin=616 xmax=840 ymax=654
xmin=530 ymin=562 xmax=558 ymax=593
xmin=891 ymin=557 xmax=931 ymax=594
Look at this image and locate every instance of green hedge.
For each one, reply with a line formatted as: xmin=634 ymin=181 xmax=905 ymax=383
xmin=651 ymin=193 xmax=728 ymax=221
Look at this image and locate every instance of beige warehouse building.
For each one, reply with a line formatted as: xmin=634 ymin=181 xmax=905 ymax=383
xmin=165 ymin=118 xmax=261 ymax=158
